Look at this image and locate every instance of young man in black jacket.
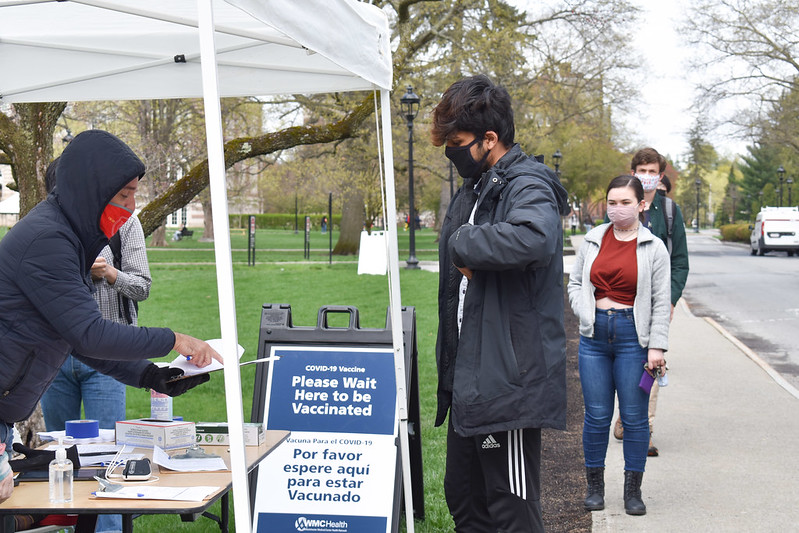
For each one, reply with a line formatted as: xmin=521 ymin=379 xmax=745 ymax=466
xmin=431 ymin=75 xmax=570 ymax=532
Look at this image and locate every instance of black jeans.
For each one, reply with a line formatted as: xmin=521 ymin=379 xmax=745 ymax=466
xmin=444 ymin=419 xmax=543 ymax=532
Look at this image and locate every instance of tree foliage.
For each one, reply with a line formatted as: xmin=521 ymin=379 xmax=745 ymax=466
xmin=683 ymin=0 xmax=799 ymax=148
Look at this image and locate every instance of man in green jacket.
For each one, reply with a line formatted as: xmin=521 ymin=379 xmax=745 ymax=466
xmin=613 ymin=147 xmax=689 ymax=455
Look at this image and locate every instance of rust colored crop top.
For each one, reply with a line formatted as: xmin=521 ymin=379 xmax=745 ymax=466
xmin=590 ymin=229 xmax=637 ymax=306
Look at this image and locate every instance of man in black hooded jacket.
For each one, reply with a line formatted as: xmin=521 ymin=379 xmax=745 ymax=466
xmin=0 ymin=130 xmax=221 ymax=503
xmin=431 ymin=75 xmax=570 ymax=532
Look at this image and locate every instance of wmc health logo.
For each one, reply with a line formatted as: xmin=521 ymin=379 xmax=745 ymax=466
xmin=294 ymin=516 xmax=348 ymax=532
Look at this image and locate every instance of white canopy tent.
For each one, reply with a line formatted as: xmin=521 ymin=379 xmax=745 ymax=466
xmin=0 ymin=1 xmax=412 ymax=531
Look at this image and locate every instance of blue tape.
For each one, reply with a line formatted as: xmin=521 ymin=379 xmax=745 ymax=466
xmin=65 ymin=419 xmax=100 ymax=439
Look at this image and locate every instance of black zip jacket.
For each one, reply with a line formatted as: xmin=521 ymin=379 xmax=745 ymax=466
xmin=436 ymin=144 xmax=570 ymax=436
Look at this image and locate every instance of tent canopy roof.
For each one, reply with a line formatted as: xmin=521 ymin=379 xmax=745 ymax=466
xmin=0 ymin=0 xmax=392 ymax=103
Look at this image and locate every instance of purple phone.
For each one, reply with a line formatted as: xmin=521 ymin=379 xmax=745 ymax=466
xmin=639 ymin=368 xmax=655 ymax=394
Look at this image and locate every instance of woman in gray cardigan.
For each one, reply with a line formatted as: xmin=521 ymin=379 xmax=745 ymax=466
xmin=568 ymin=175 xmax=671 ymax=516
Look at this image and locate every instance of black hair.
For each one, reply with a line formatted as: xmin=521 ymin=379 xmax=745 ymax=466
xmin=431 ymin=74 xmax=515 ymax=147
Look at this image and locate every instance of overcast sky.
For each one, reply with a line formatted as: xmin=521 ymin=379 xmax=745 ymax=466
xmin=512 ymin=0 xmax=749 ymax=161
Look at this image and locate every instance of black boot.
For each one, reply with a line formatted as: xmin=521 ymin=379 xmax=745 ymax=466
xmin=623 ymin=470 xmax=646 ymax=515
xmin=584 ymin=467 xmax=605 ymax=511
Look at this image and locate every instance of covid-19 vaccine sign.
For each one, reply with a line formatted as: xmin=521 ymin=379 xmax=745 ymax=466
xmin=253 ymin=346 xmax=398 ymax=533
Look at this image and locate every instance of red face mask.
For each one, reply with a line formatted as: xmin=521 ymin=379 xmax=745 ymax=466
xmin=99 ymin=201 xmax=133 ymax=239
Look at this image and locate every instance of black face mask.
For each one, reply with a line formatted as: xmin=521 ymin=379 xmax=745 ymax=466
xmin=445 ymin=137 xmax=491 ymax=180
xmin=656 ymin=189 xmax=666 ymax=197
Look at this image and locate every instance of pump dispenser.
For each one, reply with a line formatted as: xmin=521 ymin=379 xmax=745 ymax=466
xmin=49 ymin=436 xmax=73 ymax=503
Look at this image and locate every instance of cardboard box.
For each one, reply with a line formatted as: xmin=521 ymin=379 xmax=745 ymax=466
xmin=116 ymin=419 xmax=196 ymax=450
xmin=195 ymin=422 xmax=265 ymax=446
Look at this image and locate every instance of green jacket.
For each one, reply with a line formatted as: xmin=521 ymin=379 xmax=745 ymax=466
xmin=649 ymin=193 xmax=689 ymax=306
xmin=603 ymin=193 xmax=689 ymax=305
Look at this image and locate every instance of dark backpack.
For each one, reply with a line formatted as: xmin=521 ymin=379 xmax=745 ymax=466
xmin=108 ymin=233 xmax=137 ymax=325
xmin=662 ymin=196 xmax=676 ymax=254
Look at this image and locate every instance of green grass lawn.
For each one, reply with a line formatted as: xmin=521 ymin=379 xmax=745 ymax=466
xmin=130 ymin=263 xmax=450 ymax=532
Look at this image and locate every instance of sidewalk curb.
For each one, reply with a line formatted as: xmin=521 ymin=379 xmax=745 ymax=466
xmin=680 ymin=299 xmax=799 ymax=400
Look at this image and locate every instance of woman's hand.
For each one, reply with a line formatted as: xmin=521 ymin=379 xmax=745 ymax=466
xmin=647 ymin=348 xmax=666 ymax=374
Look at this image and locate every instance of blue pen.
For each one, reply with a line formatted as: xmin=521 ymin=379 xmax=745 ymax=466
xmin=137 ymin=493 xmax=145 ymax=497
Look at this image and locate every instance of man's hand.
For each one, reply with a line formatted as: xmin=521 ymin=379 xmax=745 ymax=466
xmin=90 ymin=256 xmax=118 ymax=284
xmin=173 ymin=333 xmax=223 ymax=368
xmin=456 ymin=265 xmax=473 ymax=280
xmin=139 ymin=364 xmax=210 ymax=397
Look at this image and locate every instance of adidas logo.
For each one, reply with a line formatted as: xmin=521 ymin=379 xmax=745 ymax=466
xmin=482 ymin=434 xmax=501 ymax=449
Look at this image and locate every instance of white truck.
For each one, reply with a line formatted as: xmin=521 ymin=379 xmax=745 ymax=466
xmin=750 ymin=206 xmax=799 ymax=256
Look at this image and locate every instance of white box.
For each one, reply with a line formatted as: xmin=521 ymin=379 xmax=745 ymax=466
xmin=115 ymin=419 xmax=196 ymax=450
xmin=195 ymin=422 xmax=265 ymax=446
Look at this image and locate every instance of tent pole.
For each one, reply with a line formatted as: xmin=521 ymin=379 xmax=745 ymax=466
xmin=379 ymin=88 xmax=416 ymax=533
xmin=197 ymin=1 xmax=251 ymax=532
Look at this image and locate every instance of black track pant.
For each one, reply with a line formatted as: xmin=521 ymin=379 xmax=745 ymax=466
xmin=444 ymin=419 xmax=543 ymax=532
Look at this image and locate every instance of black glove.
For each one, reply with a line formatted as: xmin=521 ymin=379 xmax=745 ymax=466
xmin=10 ymin=443 xmax=80 ymax=473
xmin=139 ymin=364 xmax=210 ymax=397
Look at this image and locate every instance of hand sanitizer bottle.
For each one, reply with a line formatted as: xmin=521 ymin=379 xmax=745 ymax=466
xmin=49 ymin=436 xmax=73 ymax=503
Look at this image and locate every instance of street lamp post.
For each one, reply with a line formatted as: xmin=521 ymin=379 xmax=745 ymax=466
xmin=400 ymin=85 xmax=421 ymax=269
xmin=695 ymin=178 xmax=701 ymax=233
xmin=778 ymin=165 xmax=786 ymax=207
xmin=552 ymin=149 xmax=562 ymax=179
xmin=730 ymin=187 xmax=737 ymax=223
xmin=788 ymin=177 xmax=794 ymax=207
xmin=758 ymin=190 xmax=763 ymax=211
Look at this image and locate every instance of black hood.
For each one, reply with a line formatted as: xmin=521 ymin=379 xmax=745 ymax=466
xmin=54 ymin=130 xmax=145 ymax=268
xmin=493 ymin=144 xmax=571 ymax=216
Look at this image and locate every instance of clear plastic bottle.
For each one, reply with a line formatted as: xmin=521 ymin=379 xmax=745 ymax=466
xmin=49 ymin=436 xmax=73 ymax=503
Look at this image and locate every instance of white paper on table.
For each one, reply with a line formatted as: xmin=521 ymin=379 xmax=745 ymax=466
xmin=158 ymin=338 xmax=244 ymax=379
xmin=153 ymin=445 xmax=228 ymax=472
xmin=93 ymin=485 xmax=220 ymax=502
xmin=38 ymin=429 xmax=116 ymax=443
xmin=42 ymin=445 xmax=145 ymax=467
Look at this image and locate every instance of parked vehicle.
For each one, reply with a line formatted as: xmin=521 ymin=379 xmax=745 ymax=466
xmin=750 ymin=207 xmax=799 ymax=256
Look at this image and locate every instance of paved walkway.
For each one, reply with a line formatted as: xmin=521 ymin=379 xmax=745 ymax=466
xmin=591 ymin=297 xmax=799 ymax=531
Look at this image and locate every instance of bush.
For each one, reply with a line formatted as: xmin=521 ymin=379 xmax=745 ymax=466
xmin=720 ymin=223 xmax=751 ymax=243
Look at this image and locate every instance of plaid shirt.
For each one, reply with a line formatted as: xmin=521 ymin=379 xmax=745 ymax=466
xmin=94 ymin=215 xmax=151 ymax=325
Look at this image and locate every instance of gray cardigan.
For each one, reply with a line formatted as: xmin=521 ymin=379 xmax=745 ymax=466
xmin=568 ymin=223 xmax=671 ymax=350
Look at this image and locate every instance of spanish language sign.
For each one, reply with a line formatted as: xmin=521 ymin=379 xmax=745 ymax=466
xmin=253 ymin=346 xmax=398 ymax=533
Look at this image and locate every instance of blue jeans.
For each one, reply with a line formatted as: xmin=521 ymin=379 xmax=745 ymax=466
xmin=579 ymin=308 xmax=650 ymax=472
xmin=41 ymin=355 xmax=126 ymax=431
xmin=41 ymin=355 xmax=125 ymax=533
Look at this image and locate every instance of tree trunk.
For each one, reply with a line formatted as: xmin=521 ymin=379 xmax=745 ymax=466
xmin=151 ymin=224 xmax=167 ymax=247
xmin=0 ymin=103 xmax=66 ymax=216
xmin=332 ymin=190 xmax=364 ymax=255
xmin=200 ymin=197 xmax=214 ymax=242
xmin=15 ymin=404 xmax=45 ymax=449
